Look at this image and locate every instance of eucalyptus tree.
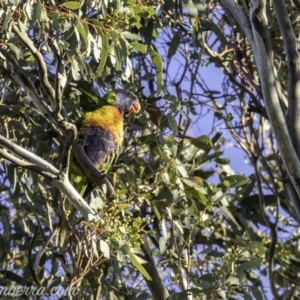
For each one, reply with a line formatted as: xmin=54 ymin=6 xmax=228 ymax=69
xmin=0 ymin=0 xmax=299 ymax=299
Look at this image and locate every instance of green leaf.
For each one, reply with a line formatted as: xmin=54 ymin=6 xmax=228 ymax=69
xmin=62 ymin=1 xmax=81 ymax=9
xmin=32 ymin=0 xmax=42 ymax=22
xmin=168 ymin=31 xmax=180 ymax=58
xmin=93 ymin=35 xmax=101 ymax=62
xmin=113 ymin=44 xmax=122 ymax=71
xmin=168 ymin=113 xmax=177 ymax=134
xmin=239 ymin=257 xmax=263 ymax=270
xmin=7 ymin=43 xmax=21 ymax=59
xmin=117 ymin=250 xmax=124 ymax=262
xmin=3 ymin=10 xmax=12 ymax=31
xmin=239 ymin=194 xmax=277 ymax=209
xmin=92 ymin=238 xmax=99 ymax=258
xmin=122 ymin=31 xmax=142 ymax=41
xmin=161 ymin=218 xmax=167 ymax=240
xmin=199 ymin=274 xmax=216 ymax=282
xmin=225 ymin=113 xmax=233 ymax=122
xmin=220 ymin=206 xmax=241 ymax=228
xmin=159 ymin=237 xmax=166 ymax=254
xmin=202 ymin=19 xmax=229 ymax=46
xmin=0 ymin=270 xmax=30 ymax=286
xmin=191 ymin=18 xmax=201 ymax=48
xmin=215 ymin=157 xmax=230 ymax=165
xmin=150 ymin=50 xmax=163 ymax=94
xmin=217 ymin=289 xmax=226 ymax=299
xmin=211 ymin=190 xmax=225 ymax=203
xmin=191 ymin=135 xmax=213 ymax=150
xmin=71 ymin=58 xmax=80 ymax=80
xmin=136 ymin=292 xmax=151 ymax=300
xmin=143 ymin=19 xmax=154 ymax=46
xmin=211 ymin=132 xmax=222 ymax=144
xmin=127 ymin=248 xmax=151 ymax=280
xmin=157 ymin=186 xmax=173 ymax=202
xmin=24 ymin=2 xmax=32 ymax=19
xmin=199 ymin=245 xmax=213 ymax=255
xmin=119 ymin=37 xmax=128 ymax=63
xmin=248 ymin=241 xmax=265 ymax=256
xmin=132 ymin=42 xmax=147 ymax=53
xmin=100 ymin=240 xmax=110 ymax=258
xmin=243 ymin=291 xmax=253 ymax=300
xmin=7 ymin=164 xmax=16 ymax=191
xmin=196 ymin=191 xmax=208 ymax=205
xmin=76 ymin=21 xmax=88 ymax=47
xmin=250 ymin=286 xmax=264 ymax=300
xmin=238 ymin=175 xmax=256 ymax=198
xmin=184 ymin=0 xmax=198 ymax=17
xmin=225 ymin=276 xmax=239 ymax=285
xmin=90 ymin=19 xmax=103 ymax=34
xmin=174 ymin=220 xmax=183 ymax=234
xmin=225 ymin=175 xmax=250 ymax=188
xmin=64 ymin=24 xmax=76 ymax=42
xmin=96 ymin=33 xmax=108 ymax=76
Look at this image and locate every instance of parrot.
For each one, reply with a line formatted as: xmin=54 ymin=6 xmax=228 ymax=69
xmin=71 ymin=89 xmax=141 ymax=195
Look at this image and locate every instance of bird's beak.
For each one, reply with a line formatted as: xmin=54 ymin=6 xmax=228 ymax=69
xmin=129 ymin=100 xmax=141 ymax=114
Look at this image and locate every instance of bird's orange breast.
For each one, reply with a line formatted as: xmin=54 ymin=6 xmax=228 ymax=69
xmin=80 ymin=106 xmax=124 ymax=146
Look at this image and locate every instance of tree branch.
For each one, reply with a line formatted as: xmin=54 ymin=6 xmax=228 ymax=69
xmin=220 ymin=0 xmax=300 ymax=221
xmin=12 ymin=24 xmax=56 ymax=110
xmin=47 ymin=37 xmax=64 ymax=117
xmin=140 ymin=236 xmax=170 ymax=300
xmin=249 ymin=0 xmax=300 ymax=219
xmin=219 ymin=0 xmax=254 ymax=47
xmin=0 ymin=135 xmax=96 ymax=219
xmin=272 ymin=0 xmax=300 ymax=155
xmin=0 ymin=135 xmax=59 ymax=175
xmin=0 ymin=148 xmax=56 ymax=180
xmin=60 ymin=121 xmax=77 ymax=174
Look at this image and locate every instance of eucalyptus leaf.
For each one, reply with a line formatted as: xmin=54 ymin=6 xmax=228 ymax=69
xmin=150 ymin=49 xmax=163 ymax=93
xmin=96 ymin=33 xmax=108 ymax=76
xmin=62 ymin=1 xmax=81 ymax=9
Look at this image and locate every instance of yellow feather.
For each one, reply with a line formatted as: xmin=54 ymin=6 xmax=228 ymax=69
xmin=80 ymin=106 xmax=123 ymax=146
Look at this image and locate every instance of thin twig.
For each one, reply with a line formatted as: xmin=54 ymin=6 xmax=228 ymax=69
xmin=27 ymin=226 xmax=42 ymax=287
xmin=12 ymin=25 xmax=56 ymax=109
xmin=33 ymin=228 xmax=59 ymax=275
xmin=47 ymin=37 xmax=64 ymax=117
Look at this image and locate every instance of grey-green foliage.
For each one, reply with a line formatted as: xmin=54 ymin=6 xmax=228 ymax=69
xmin=0 ymin=0 xmax=298 ymax=299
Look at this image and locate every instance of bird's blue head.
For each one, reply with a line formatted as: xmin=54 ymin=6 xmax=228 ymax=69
xmin=103 ymin=89 xmax=141 ymax=116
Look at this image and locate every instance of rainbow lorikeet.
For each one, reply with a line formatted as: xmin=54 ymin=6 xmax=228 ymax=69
xmin=72 ymin=89 xmax=140 ymax=193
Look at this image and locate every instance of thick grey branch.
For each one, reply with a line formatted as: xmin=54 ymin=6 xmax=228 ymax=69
xmin=140 ymin=237 xmax=169 ymax=300
xmin=219 ymin=0 xmax=254 ymax=47
xmin=0 ymin=135 xmax=96 ymax=219
xmin=249 ymin=0 xmax=300 ymax=218
xmin=220 ymin=0 xmax=287 ymax=109
xmin=272 ymin=0 xmax=300 ymax=155
xmin=0 ymin=148 xmax=56 ymax=179
xmin=0 ymin=135 xmax=59 ymax=174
